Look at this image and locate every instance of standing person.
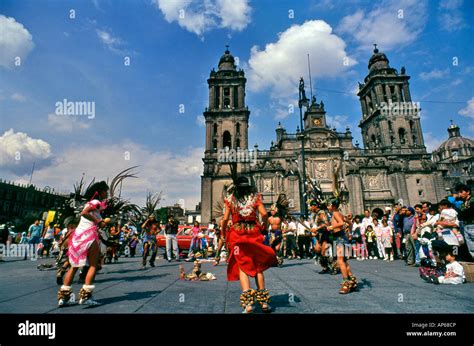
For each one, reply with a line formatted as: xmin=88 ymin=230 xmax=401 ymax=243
xmin=381 ymin=219 xmax=394 ymax=261
xmin=285 ymin=217 xmax=298 ymax=259
xmin=0 ymin=225 xmax=10 ymax=262
xmin=213 ymin=219 xmax=226 ymax=266
xmin=207 ymin=218 xmax=218 ymax=253
xmin=455 ymin=184 xmax=474 ymax=260
xmin=57 ymin=181 xmax=109 ymax=307
xmin=373 ymin=219 xmax=384 ymax=260
xmin=186 ymin=221 xmax=201 ymax=261
xmin=55 ymin=217 xmax=79 ymax=285
xmin=268 ymin=203 xmax=284 ymax=266
xmin=296 ymin=216 xmax=311 ymax=259
xmin=403 ymin=207 xmax=416 ymax=266
xmin=351 ymin=216 xmax=363 ymax=260
xmin=360 ymin=210 xmax=373 ymax=260
xmin=327 ymin=199 xmax=357 ymax=294
xmin=392 ymin=205 xmax=404 ymax=259
xmin=28 ymin=220 xmax=43 ymax=257
xmin=312 ymin=206 xmax=333 ymax=273
xmin=365 ymin=225 xmax=377 ymax=259
xmin=141 ymin=217 xmax=159 ymax=268
xmin=221 ymin=176 xmax=277 ymax=313
xmin=164 ymin=215 xmax=179 ymax=262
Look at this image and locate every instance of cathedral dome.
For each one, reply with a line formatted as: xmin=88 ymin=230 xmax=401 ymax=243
xmin=433 ymin=122 xmax=474 ymax=162
xmin=218 ymin=47 xmax=236 ymax=71
xmin=368 ymin=44 xmax=390 ymax=71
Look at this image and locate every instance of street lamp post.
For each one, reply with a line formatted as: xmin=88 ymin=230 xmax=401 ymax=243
xmin=298 ymin=78 xmax=309 ymax=217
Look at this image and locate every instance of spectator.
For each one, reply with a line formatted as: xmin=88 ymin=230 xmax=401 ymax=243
xmin=285 ymin=217 xmax=298 ymax=259
xmin=42 ymin=224 xmax=55 ymax=257
xmin=164 ymin=215 xmax=179 ymax=262
xmin=403 ymin=207 xmax=416 ymax=266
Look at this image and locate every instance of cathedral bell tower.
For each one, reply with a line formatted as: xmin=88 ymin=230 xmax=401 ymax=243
xmin=203 ymin=46 xmax=250 ymax=156
xmin=201 ymin=47 xmax=250 ymax=222
xmin=357 ymin=45 xmax=426 ymax=154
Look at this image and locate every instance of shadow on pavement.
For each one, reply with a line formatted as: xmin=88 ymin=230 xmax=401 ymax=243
xmin=85 ymin=290 xmax=161 ymax=307
xmin=96 ymin=273 xmax=169 ymax=284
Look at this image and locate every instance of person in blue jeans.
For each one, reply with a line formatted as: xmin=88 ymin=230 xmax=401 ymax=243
xmin=28 ymin=220 xmax=43 ymax=257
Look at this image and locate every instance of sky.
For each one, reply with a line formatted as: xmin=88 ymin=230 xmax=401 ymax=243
xmin=0 ymin=0 xmax=473 ymax=210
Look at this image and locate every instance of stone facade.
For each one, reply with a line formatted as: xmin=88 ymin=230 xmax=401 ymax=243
xmin=200 ymin=47 xmax=474 ymax=222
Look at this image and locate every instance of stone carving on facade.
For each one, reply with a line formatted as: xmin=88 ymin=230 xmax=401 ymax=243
xmin=263 ymin=179 xmax=272 ymax=192
xmin=363 ymin=173 xmax=382 ymax=190
xmin=311 ymin=137 xmax=327 ymax=149
xmin=254 ymin=159 xmax=283 ymax=171
xmin=314 ymin=161 xmax=329 ymax=179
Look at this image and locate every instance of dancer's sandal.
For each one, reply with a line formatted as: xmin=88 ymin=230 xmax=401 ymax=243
xmin=349 ymin=276 xmax=358 ymax=290
xmin=255 ymin=289 xmax=272 ymax=313
xmin=213 ymin=256 xmax=220 ymax=266
xmin=240 ymin=289 xmax=255 ymax=314
xmin=339 ymin=280 xmax=352 ymax=294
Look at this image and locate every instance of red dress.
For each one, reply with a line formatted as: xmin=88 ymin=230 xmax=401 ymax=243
xmin=224 ymin=193 xmax=277 ymax=281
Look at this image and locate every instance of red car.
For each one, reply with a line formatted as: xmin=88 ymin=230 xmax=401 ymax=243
xmin=156 ymin=225 xmax=210 ymax=251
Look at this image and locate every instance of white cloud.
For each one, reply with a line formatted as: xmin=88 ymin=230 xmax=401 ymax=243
xmin=154 ymin=0 xmax=251 ymax=36
xmin=419 ymin=68 xmax=449 ymax=80
xmin=438 ymin=0 xmax=467 ymax=32
xmin=337 ymin=0 xmax=428 ymax=51
xmin=5 ymin=140 xmax=204 ymax=208
xmin=47 ymin=113 xmax=91 ymax=132
xmin=196 ymin=115 xmax=206 ymax=127
xmin=0 ymin=15 xmax=34 ymax=68
xmin=10 ymin=93 xmax=26 ymax=102
xmin=247 ymin=20 xmax=356 ymax=102
xmin=326 ymin=114 xmax=350 ymax=131
xmin=458 ymin=97 xmax=474 ymax=118
xmin=0 ymin=129 xmax=52 ymax=175
xmin=216 ymin=0 xmax=251 ymax=31
xmin=96 ymin=29 xmax=126 ymax=54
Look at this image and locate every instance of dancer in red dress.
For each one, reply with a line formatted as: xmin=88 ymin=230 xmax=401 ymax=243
xmin=221 ymin=176 xmax=277 ymax=313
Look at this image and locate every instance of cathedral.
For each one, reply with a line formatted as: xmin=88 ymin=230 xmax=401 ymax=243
xmin=200 ymin=46 xmax=474 ymax=222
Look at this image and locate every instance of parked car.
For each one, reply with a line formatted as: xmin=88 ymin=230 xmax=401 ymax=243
xmin=156 ymin=225 xmax=210 ymax=251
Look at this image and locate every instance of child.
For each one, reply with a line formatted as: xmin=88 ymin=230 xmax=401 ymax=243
xmin=57 ymin=181 xmax=109 ymax=307
xmin=426 ymin=251 xmax=465 ymax=285
xmin=381 ymin=219 xmax=393 ymax=261
xmin=373 ymin=219 xmax=384 ymax=259
xmin=365 ymin=225 xmax=378 ymax=259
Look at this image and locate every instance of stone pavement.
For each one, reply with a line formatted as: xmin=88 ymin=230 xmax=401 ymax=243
xmin=0 ymin=255 xmax=473 ymax=314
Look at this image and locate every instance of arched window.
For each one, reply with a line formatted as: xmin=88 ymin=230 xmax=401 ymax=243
xmin=399 ymin=128 xmax=406 ymax=145
xmin=236 ymin=138 xmax=240 ymax=148
xmin=412 ymin=134 xmax=417 ymax=146
xmin=223 ymin=131 xmax=232 ymax=148
xmin=213 ymin=139 xmax=218 ymax=150
xmin=236 ymin=122 xmax=240 ymax=135
xmin=224 ymin=98 xmax=230 ymax=109
xmin=213 ymin=123 xmax=218 ymax=136
xmin=371 ymin=134 xmax=377 ymax=147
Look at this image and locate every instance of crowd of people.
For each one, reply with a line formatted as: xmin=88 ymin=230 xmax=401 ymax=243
xmin=1 ymin=180 xmax=472 ymax=311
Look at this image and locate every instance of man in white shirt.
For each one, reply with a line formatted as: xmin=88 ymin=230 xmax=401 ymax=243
xmin=296 ymin=216 xmax=311 ymax=259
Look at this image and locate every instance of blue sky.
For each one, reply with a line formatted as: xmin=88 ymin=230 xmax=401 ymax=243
xmin=0 ymin=0 xmax=473 ymax=208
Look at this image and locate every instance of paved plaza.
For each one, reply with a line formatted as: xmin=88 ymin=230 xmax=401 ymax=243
xmin=0 ymin=254 xmax=473 ymax=314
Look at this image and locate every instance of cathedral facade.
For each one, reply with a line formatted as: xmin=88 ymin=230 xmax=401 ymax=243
xmin=200 ymin=47 xmax=474 ymax=222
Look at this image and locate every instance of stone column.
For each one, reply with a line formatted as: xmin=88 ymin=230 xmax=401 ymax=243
xmin=219 ymin=87 xmax=224 ymax=110
xmin=360 ymin=98 xmax=368 ymax=117
xmin=403 ymin=82 xmax=412 ymax=102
